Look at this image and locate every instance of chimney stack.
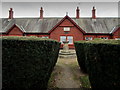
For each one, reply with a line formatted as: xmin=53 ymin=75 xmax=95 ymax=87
xmin=9 ymin=8 xmax=13 ymax=19
xmin=92 ymin=6 xmax=96 ymax=19
xmin=76 ymin=7 xmax=80 ymax=19
xmin=40 ymin=7 xmax=43 ymax=19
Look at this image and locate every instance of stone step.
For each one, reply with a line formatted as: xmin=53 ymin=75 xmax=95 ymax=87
xmin=59 ymin=49 xmax=77 ymax=58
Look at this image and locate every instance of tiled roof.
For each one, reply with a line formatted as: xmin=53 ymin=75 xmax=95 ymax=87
xmin=1 ymin=17 xmax=120 ymax=34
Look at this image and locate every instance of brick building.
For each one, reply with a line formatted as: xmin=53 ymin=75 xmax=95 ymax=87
xmin=1 ymin=7 xmax=120 ymax=48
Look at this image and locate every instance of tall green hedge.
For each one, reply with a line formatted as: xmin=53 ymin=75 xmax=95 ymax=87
xmin=2 ymin=36 xmax=60 ymax=90
xmin=74 ymin=42 xmax=87 ymax=73
xmin=75 ymin=40 xmax=120 ymax=89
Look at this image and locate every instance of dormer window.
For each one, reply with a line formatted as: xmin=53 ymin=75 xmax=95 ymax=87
xmin=64 ymin=27 xmax=70 ymax=31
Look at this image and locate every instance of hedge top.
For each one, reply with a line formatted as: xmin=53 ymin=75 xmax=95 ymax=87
xmin=1 ymin=36 xmax=59 ymax=42
xmin=75 ymin=39 xmax=120 ymax=45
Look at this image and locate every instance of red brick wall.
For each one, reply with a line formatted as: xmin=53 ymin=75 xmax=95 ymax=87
xmin=84 ymin=34 xmax=112 ymax=40
xmin=26 ymin=34 xmax=49 ymax=38
xmin=113 ymin=27 xmax=120 ymax=39
xmin=7 ymin=26 xmax=23 ymax=36
xmin=84 ymin=35 xmax=97 ymax=40
xmin=50 ymin=19 xmax=84 ymax=48
xmin=59 ymin=19 xmax=74 ymax=27
xmin=96 ymin=35 xmax=112 ymax=39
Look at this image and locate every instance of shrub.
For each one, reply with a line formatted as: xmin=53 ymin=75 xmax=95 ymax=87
xmin=75 ymin=40 xmax=120 ymax=89
xmin=74 ymin=41 xmax=87 ymax=73
xmin=2 ymin=36 xmax=60 ymax=90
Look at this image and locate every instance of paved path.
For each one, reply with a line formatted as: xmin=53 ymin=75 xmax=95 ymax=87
xmin=48 ymin=57 xmax=87 ymax=89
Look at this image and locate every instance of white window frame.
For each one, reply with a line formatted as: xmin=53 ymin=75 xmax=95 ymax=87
xmin=85 ymin=37 xmax=89 ymax=40
xmin=85 ymin=37 xmax=93 ymax=40
xmin=42 ymin=36 xmax=49 ymax=38
xmin=115 ymin=38 xmax=120 ymax=40
xmin=60 ymin=36 xmax=66 ymax=44
xmin=60 ymin=36 xmax=73 ymax=44
xmin=63 ymin=27 xmax=70 ymax=31
xmin=67 ymin=36 xmax=73 ymax=44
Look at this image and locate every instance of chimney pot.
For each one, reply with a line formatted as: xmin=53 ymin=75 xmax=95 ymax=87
xmin=77 ymin=7 xmax=79 ymax=10
xmin=41 ymin=7 xmax=43 ymax=10
xmin=92 ymin=6 xmax=96 ymax=19
xmin=76 ymin=7 xmax=80 ymax=19
xmin=10 ymin=8 xmax=12 ymax=10
xmin=9 ymin=8 xmax=13 ymax=19
xmin=40 ymin=7 xmax=43 ymax=19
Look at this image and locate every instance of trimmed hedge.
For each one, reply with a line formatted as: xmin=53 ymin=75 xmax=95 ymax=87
xmin=74 ymin=42 xmax=87 ymax=73
xmin=2 ymin=36 xmax=60 ymax=90
xmin=75 ymin=40 xmax=120 ymax=89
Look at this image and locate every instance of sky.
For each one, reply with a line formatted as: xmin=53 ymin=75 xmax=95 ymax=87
xmin=1 ymin=0 xmax=120 ymax=2
xmin=1 ymin=2 xmax=119 ymax=18
xmin=0 ymin=0 xmax=120 ymax=18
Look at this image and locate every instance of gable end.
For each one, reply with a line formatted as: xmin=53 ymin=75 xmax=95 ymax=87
xmin=48 ymin=15 xmax=86 ymax=34
xmin=6 ymin=24 xmax=24 ymax=35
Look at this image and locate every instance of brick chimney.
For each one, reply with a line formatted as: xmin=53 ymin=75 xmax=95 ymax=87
xmin=92 ymin=6 xmax=96 ymax=19
xmin=76 ymin=7 xmax=80 ymax=19
xmin=9 ymin=8 xmax=13 ymax=19
xmin=40 ymin=7 xmax=43 ymax=19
